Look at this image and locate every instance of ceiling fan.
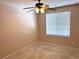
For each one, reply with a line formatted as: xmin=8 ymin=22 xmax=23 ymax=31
xmin=23 ymin=0 xmax=56 ymax=13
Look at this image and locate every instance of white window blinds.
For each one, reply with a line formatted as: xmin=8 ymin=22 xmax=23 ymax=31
xmin=46 ymin=11 xmax=70 ymax=36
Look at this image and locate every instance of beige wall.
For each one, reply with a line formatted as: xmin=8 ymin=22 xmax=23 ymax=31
xmin=0 ymin=3 xmax=39 ymax=58
xmin=38 ymin=4 xmax=79 ymax=49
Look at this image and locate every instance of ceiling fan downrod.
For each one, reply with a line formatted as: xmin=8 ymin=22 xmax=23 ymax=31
xmin=38 ymin=0 xmax=41 ymax=3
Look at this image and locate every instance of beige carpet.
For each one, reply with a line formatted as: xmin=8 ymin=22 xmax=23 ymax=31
xmin=3 ymin=42 xmax=79 ymax=59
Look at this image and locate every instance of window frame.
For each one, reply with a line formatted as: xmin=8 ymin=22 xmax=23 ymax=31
xmin=45 ymin=11 xmax=71 ymax=37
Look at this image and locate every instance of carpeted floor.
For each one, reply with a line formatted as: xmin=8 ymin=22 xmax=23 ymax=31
xmin=3 ymin=42 xmax=79 ymax=59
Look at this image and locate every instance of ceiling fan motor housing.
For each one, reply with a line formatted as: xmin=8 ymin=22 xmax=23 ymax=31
xmin=36 ymin=3 xmax=44 ymax=8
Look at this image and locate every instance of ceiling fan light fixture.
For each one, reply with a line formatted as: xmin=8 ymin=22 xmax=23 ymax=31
xmin=35 ymin=7 xmax=40 ymax=13
xmin=40 ymin=8 xmax=45 ymax=13
xmin=35 ymin=7 xmax=45 ymax=13
xmin=35 ymin=3 xmax=45 ymax=13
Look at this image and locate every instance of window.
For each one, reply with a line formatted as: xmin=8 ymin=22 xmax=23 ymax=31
xmin=46 ymin=11 xmax=70 ymax=36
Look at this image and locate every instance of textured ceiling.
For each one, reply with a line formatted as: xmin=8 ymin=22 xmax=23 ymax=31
xmin=0 ymin=0 xmax=79 ymax=8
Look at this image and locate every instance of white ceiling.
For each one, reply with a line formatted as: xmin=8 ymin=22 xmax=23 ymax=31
xmin=0 ymin=0 xmax=79 ymax=8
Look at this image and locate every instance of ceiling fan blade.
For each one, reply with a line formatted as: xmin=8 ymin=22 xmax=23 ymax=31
xmin=23 ymin=7 xmax=35 ymax=9
xmin=48 ymin=8 xmax=57 ymax=11
xmin=26 ymin=9 xmax=34 ymax=13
